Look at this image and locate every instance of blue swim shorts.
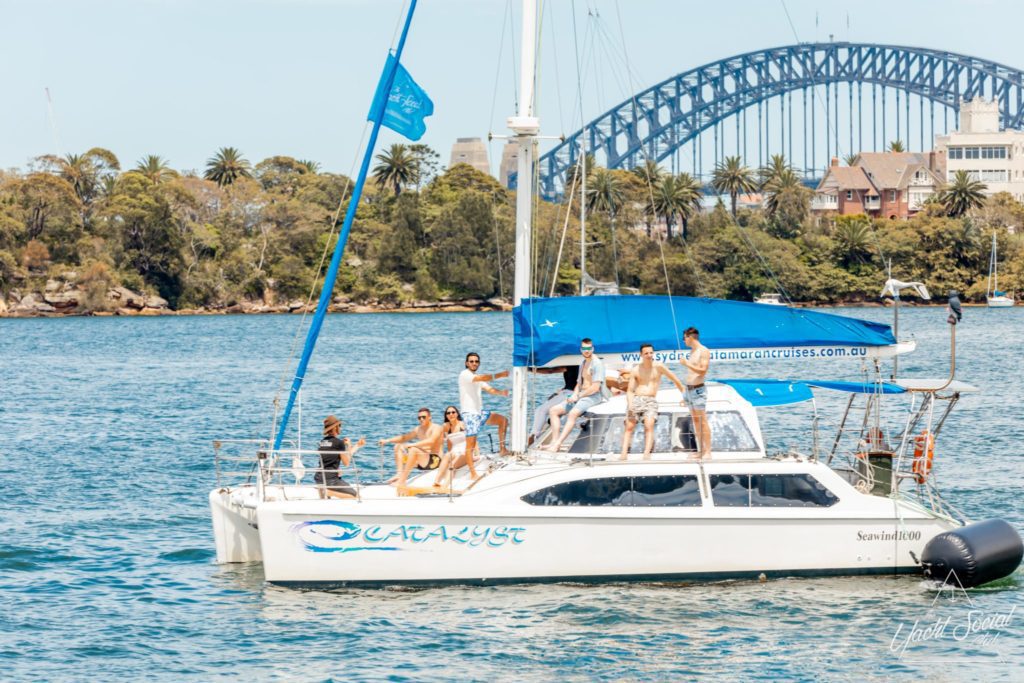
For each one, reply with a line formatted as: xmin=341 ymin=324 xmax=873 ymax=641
xmin=463 ymin=410 xmax=492 ymax=437
xmin=684 ymin=384 xmax=708 ymax=410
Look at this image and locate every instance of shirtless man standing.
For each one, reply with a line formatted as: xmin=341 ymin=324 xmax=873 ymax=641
xmin=379 ymin=407 xmax=444 ymax=488
xmin=619 ymin=343 xmax=686 ymax=460
xmin=679 ymin=326 xmax=712 ymax=459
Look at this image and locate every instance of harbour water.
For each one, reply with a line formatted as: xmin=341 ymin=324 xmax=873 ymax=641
xmin=1 ymin=307 xmax=1021 ymax=681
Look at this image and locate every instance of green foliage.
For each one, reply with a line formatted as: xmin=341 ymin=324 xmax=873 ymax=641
xmin=204 ymin=147 xmax=253 ymax=187
xmin=4 ymin=147 xmax=1024 ymax=311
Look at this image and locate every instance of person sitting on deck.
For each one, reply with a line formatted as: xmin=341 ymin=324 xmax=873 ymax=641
xmin=459 ymin=352 xmax=510 ymax=478
xmin=619 ymin=343 xmax=686 ymax=461
xmin=379 ymin=407 xmax=444 ymax=488
xmin=317 ymin=415 xmax=366 ymax=499
xmin=528 ymin=365 xmax=578 ymax=445
xmin=541 ymin=337 xmax=610 ymax=452
xmin=433 ymin=405 xmax=468 ymax=487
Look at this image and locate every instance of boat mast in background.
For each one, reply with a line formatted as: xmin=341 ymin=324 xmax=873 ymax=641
xmin=509 ymin=0 xmax=539 ymax=454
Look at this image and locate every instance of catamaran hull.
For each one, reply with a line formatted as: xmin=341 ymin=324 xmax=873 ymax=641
xmin=987 ymin=297 xmax=1014 ymax=307
xmin=254 ymin=506 xmax=955 ymax=587
xmin=210 ymin=488 xmax=262 ymax=563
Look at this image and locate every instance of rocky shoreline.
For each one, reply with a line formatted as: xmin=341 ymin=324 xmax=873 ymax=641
xmin=0 ymin=282 xmax=992 ymax=319
xmin=0 ymin=281 xmax=514 ymax=318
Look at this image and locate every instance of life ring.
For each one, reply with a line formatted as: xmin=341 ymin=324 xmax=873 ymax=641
xmin=911 ymin=431 xmax=935 ymax=484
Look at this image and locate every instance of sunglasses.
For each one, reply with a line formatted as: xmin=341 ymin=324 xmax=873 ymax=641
xmin=417 ymin=415 xmax=429 ymax=421
xmin=580 ymin=346 xmax=594 ymax=352
xmin=467 ymin=359 xmax=480 ymax=364
xmin=445 ymin=410 xmax=457 ymax=415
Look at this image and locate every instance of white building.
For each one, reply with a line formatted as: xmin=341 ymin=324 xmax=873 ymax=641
xmin=934 ymin=99 xmax=1024 ymax=201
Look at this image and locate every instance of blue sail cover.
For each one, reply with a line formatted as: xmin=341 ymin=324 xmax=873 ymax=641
xmin=717 ymin=379 xmax=906 ymax=407
xmin=512 ymin=296 xmax=898 ymax=367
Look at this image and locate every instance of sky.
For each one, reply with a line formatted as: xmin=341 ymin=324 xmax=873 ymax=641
xmin=2 ymin=0 xmax=1023 ymax=177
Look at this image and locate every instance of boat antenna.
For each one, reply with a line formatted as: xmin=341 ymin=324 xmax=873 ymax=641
xmin=272 ymin=0 xmax=421 ymax=451
xmin=44 ymin=88 xmax=64 ymax=158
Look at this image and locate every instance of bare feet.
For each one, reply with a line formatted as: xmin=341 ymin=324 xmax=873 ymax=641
xmin=618 ymin=455 xmax=628 ymax=462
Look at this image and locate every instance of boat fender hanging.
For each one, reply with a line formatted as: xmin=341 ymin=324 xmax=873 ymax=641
xmin=920 ymin=519 xmax=1024 ymax=588
xmin=911 ymin=431 xmax=935 ymax=484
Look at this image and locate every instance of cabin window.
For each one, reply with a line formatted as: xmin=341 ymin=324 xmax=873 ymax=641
xmin=709 ymin=474 xmax=839 ymax=507
xmin=522 ymin=475 xmax=702 ymax=507
xmin=846 ymin=190 xmax=853 ymax=200
xmin=590 ymin=411 xmax=758 ymax=455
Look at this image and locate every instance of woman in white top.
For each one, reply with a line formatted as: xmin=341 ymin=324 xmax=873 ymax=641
xmin=433 ymin=405 xmax=468 ymax=487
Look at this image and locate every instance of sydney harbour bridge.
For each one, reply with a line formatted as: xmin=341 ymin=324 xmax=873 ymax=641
xmin=519 ymin=42 xmax=1024 ymax=201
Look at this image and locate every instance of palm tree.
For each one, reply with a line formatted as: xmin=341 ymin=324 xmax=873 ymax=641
xmin=711 ymin=155 xmax=757 ymax=217
xmin=834 ymin=219 xmax=873 ymax=268
xmin=38 ymin=147 xmax=120 ymax=203
xmin=372 ymin=143 xmax=415 ymax=195
xmin=674 ymin=172 xmax=704 ymax=239
xmin=204 ymin=147 xmax=252 ymax=187
xmin=586 ymin=168 xmax=624 ymax=218
xmin=632 ymin=159 xmax=664 ymax=189
xmin=939 ymin=170 xmax=987 ymax=217
xmin=763 ymin=168 xmax=805 ymax=217
xmin=135 ymin=155 xmax=177 ymax=184
xmin=888 ymin=140 xmax=906 ymax=153
xmin=758 ymin=153 xmax=792 ymax=189
xmin=564 ymin=152 xmax=597 ymax=195
xmin=298 ymin=159 xmax=321 ymax=174
xmin=843 ymin=153 xmax=860 ymax=166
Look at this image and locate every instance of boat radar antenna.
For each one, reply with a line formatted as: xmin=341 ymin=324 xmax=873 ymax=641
xmin=880 ymin=258 xmax=930 ymax=380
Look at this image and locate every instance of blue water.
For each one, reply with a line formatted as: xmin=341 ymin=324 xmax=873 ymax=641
xmin=1 ymin=308 xmax=1021 ymax=681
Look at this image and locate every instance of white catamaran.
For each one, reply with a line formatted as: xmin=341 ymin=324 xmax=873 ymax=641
xmin=210 ymin=0 xmax=1021 ymax=589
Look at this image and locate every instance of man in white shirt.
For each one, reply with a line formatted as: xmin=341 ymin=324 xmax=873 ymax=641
xmin=459 ymin=352 xmax=509 ymax=478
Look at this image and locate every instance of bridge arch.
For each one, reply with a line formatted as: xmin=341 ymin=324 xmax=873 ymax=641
xmin=525 ymin=42 xmax=1024 ymax=200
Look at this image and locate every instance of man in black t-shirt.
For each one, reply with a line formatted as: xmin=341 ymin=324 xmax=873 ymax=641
xmin=317 ymin=415 xmax=365 ymax=499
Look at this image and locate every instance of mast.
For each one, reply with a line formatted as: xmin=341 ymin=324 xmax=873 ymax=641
xmin=992 ymin=232 xmax=999 ymax=295
xmin=509 ymin=0 xmax=539 ymax=454
xmin=580 ymin=141 xmax=587 ymax=294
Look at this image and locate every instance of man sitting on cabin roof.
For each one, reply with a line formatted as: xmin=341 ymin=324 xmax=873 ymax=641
xmin=379 ymin=407 xmax=444 ymax=489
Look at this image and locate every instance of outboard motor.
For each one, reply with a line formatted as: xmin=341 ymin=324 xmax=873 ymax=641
xmin=921 ymin=519 xmax=1023 ymax=588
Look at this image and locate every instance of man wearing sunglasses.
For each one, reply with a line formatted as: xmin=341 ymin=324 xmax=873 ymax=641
xmin=459 ymin=352 xmax=510 ymax=478
xmin=379 ymin=407 xmax=444 ymax=488
xmin=541 ymin=337 xmax=610 ymax=451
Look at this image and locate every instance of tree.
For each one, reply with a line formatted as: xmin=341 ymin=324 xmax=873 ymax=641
xmin=204 ymin=147 xmax=253 ymax=187
xmin=36 ymin=147 xmax=121 ymax=206
xmin=586 ymin=167 xmax=624 ymax=219
xmin=939 ymin=170 xmax=987 ymax=217
xmin=564 ymin=152 xmax=597 ymax=197
xmin=843 ymin=153 xmax=860 ymax=166
xmin=632 ymin=159 xmax=664 ymax=190
xmin=833 ymin=216 xmax=874 ymax=269
xmin=651 ymin=174 xmax=701 ymax=240
xmin=711 ymin=155 xmax=757 ymax=217
xmin=297 ymin=159 xmax=321 ymax=174
xmin=373 ymin=144 xmax=415 ymax=196
xmin=888 ymin=140 xmax=906 ymax=153
xmin=763 ymin=168 xmax=804 ymax=217
xmin=407 ymin=144 xmax=441 ymax=189
xmin=134 ymin=155 xmax=177 ymax=185
xmin=758 ymin=154 xmax=792 ymax=189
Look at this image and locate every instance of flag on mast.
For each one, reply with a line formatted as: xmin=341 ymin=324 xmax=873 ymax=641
xmin=368 ymin=53 xmax=434 ymax=141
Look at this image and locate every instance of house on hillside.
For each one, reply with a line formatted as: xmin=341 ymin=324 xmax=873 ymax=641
xmin=812 ymin=152 xmax=945 ymax=219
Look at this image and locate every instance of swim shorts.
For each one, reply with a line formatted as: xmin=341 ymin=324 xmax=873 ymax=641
xmin=684 ymin=384 xmax=708 ymax=410
xmin=628 ymin=395 xmax=659 ymax=422
xmin=559 ymin=393 xmax=604 ymax=414
xmin=416 ymin=453 xmax=442 ymax=471
xmin=463 ymin=410 xmax=492 ymax=437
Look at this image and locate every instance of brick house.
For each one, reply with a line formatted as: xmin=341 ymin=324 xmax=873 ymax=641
xmin=813 ymin=152 xmax=945 ymax=219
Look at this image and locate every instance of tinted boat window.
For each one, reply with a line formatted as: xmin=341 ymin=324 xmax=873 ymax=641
xmin=709 ymin=474 xmax=838 ymax=507
xmin=521 ymin=477 xmax=632 ymax=506
xmin=709 ymin=474 xmax=750 ymax=507
xmin=749 ymin=474 xmax=839 ymax=507
xmin=523 ymin=475 xmax=701 ymax=507
xmin=627 ymin=475 xmax=701 ymax=507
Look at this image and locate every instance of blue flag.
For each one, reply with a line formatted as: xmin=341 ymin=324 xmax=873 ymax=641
xmin=368 ymin=53 xmax=434 ymax=141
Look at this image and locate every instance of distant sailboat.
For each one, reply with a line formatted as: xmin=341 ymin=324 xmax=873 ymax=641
xmin=987 ymin=232 xmax=1014 ymax=307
